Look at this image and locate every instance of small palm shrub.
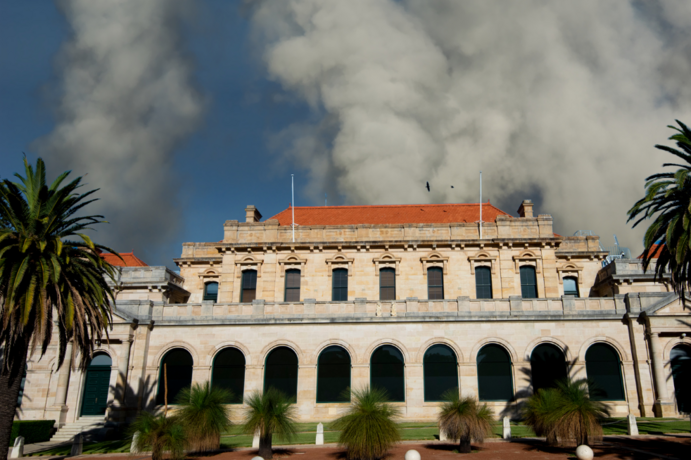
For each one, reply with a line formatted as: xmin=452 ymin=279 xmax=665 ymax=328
xmin=175 ymin=381 xmax=233 ymax=453
xmin=242 ymin=388 xmax=298 ymax=460
xmin=523 ymin=378 xmax=610 ymax=446
xmin=129 ymin=412 xmax=186 ymax=460
xmin=438 ymin=393 xmax=493 ymax=454
xmin=330 ymin=387 xmax=401 ymax=460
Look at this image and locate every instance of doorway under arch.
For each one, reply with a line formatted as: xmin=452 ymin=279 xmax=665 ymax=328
xmin=80 ymin=353 xmax=112 ymax=416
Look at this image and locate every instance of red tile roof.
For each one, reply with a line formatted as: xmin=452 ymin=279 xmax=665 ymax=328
xmin=100 ymin=252 xmax=148 ymax=267
xmin=639 ymin=244 xmax=664 ymax=259
xmin=268 ymin=202 xmax=510 ymax=226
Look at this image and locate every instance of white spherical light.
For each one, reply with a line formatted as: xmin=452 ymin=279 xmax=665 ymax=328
xmin=404 ymin=449 xmax=421 ymax=460
xmin=575 ymin=445 xmax=594 ymax=460
xmin=251 ymin=457 xmax=264 ymax=460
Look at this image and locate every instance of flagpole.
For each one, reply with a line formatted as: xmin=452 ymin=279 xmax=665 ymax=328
xmin=291 ymin=174 xmax=295 ymax=243
xmin=479 ymin=171 xmax=483 ymax=239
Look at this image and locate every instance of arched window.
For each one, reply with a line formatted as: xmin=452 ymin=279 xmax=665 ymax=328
xmin=370 ymin=345 xmax=405 ymax=402
xmin=563 ymin=277 xmax=579 ymax=297
xmin=427 ymin=267 xmax=444 ymax=300
xmin=671 ymin=344 xmax=691 ymax=413
xmin=332 ymin=268 xmax=348 ymax=301
xmin=477 ymin=344 xmax=513 ymax=401
xmin=81 ymin=353 xmax=112 ymax=416
xmin=284 ymin=269 xmax=301 ymax=302
xmin=585 ymin=343 xmax=624 ymax=401
xmin=423 ymin=345 xmax=458 ymax=401
xmin=156 ymin=349 xmax=193 ymax=406
xmin=520 ymin=266 xmax=537 ymax=298
xmin=475 ymin=266 xmax=493 ymax=299
xmin=241 ymin=270 xmax=257 ymax=303
xmin=531 ymin=344 xmax=566 ymax=392
xmin=204 ymin=282 xmax=218 ymax=302
xmin=380 ymin=268 xmax=396 ymax=300
xmin=264 ymin=347 xmax=298 ymax=402
xmin=211 ymin=348 xmax=246 ymax=404
xmin=317 ymin=346 xmax=351 ymax=403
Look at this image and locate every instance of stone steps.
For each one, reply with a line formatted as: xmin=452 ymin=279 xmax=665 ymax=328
xmin=50 ymin=417 xmax=106 ymax=442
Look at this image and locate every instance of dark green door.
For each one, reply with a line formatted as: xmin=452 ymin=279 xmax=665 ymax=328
xmin=80 ymin=354 xmax=112 ymax=416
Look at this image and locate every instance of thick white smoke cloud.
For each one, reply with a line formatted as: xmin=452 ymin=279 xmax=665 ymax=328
xmin=250 ymin=0 xmax=691 ymax=249
xmin=33 ymin=0 xmax=204 ymax=260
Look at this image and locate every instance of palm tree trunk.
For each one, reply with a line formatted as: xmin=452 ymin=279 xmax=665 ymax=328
xmin=258 ymin=433 xmax=273 ymax=459
xmin=459 ymin=438 xmax=471 ymax=454
xmin=0 ymin=342 xmax=29 ymax=460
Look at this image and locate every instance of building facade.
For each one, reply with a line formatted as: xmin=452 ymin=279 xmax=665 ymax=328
xmin=15 ymin=201 xmax=691 ymax=432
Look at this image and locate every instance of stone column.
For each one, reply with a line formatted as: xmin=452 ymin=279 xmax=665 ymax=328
xmin=648 ymin=332 xmax=673 ymax=416
xmin=48 ymin=341 xmax=73 ymax=427
xmin=117 ymin=338 xmax=133 ymax=395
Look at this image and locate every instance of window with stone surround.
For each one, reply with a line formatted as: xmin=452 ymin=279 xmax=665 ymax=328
xmin=284 ymin=269 xmax=301 ymax=302
xmin=156 ymin=348 xmax=193 ymax=406
xmin=380 ymin=268 xmax=396 ymax=300
xmin=203 ymin=282 xmax=218 ymax=302
xmin=241 ymin=270 xmax=257 ymax=303
xmin=317 ymin=346 xmax=351 ymax=403
xmin=530 ymin=344 xmax=566 ymax=392
xmin=427 ymin=267 xmax=444 ymax=300
xmin=563 ymin=276 xmax=579 ymax=297
xmin=670 ymin=344 xmax=691 ymax=413
xmin=477 ymin=344 xmax=513 ymax=401
xmin=264 ymin=347 xmax=298 ymax=403
xmin=212 ymin=347 xmax=245 ymax=404
xmin=520 ymin=266 xmax=538 ymax=299
xmin=475 ymin=266 xmax=493 ymax=299
xmin=423 ymin=344 xmax=458 ymax=401
xmin=370 ymin=345 xmax=405 ymax=402
xmin=332 ymin=268 xmax=348 ymax=301
xmin=585 ymin=343 xmax=624 ymax=401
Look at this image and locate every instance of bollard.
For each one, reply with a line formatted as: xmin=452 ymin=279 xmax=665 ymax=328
xmin=316 ymin=423 xmax=324 ymax=445
xmin=252 ymin=429 xmax=260 ymax=448
xmin=502 ymin=417 xmax=511 ymax=439
xmin=439 ymin=427 xmax=447 ymax=441
xmin=130 ymin=431 xmax=141 ymax=454
xmin=627 ymin=414 xmax=638 ymax=436
xmin=10 ymin=436 xmax=24 ymax=458
xmin=70 ymin=434 xmax=83 ymax=457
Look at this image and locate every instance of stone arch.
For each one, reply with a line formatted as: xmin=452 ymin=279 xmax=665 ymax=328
xmin=312 ymin=339 xmax=357 ymax=366
xmin=470 ymin=337 xmax=519 ymax=363
xmin=206 ymin=342 xmax=252 ymax=367
xmin=578 ymin=336 xmax=631 ymax=363
xmin=363 ymin=338 xmax=410 ymax=365
xmin=415 ymin=338 xmax=463 ymax=364
xmin=513 ymin=250 xmax=542 ymax=274
xmin=523 ymin=337 xmax=572 ymax=361
xmin=151 ymin=341 xmax=199 ymax=368
xmin=663 ymin=336 xmax=691 ymax=362
xmin=258 ymin=340 xmax=305 ymax=365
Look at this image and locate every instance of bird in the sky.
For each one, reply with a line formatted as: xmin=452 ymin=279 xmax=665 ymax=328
xmin=426 ymin=182 xmax=430 ymax=192
xmin=451 ymin=186 xmax=454 ymax=188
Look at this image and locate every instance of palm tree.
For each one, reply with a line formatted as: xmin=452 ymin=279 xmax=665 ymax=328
xmin=629 ymin=120 xmax=691 ymax=301
xmin=175 ymin=381 xmax=233 ymax=453
xmin=523 ymin=379 xmax=610 ymax=446
xmin=330 ymin=387 xmax=401 ymax=460
xmin=242 ymin=388 xmax=298 ymax=459
xmin=0 ymin=158 xmax=118 ymax=460
xmin=438 ymin=393 xmax=493 ymax=454
xmin=130 ymin=412 xmax=187 ymax=460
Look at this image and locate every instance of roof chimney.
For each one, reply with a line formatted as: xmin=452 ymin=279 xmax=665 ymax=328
xmin=245 ymin=205 xmax=262 ymax=223
xmin=517 ymin=200 xmax=534 ymax=218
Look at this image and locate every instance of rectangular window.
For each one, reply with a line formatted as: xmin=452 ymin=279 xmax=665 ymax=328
xmin=284 ymin=270 xmax=301 ymax=302
xmin=475 ymin=267 xmax=493 ymax=299
xmin=332 ymin=269 xmax=348 ymax=301
xmin=563 ymin=277 xmax=579 ymax=297
xmin=520 ymin=266 xmax=537 ymax=299
xmin=380 ymin=268 xmax=396 ymax=300
xmin=241 ymin=270 xmax=257 ymax=303
xmin=427 ymin=267 xmax=444 ymax=300
xmin=203 ymin=282 xmax=218 ymax=302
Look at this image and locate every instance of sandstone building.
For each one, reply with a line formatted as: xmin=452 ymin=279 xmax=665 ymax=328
xmin=15 ymin=201 xmax=691 ymax=437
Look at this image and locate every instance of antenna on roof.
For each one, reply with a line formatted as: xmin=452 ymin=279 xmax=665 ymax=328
xmin=325 ymin=193 xmax=327 ymax=206
xmin=479 ymin=171 xmax=483 ymax=239
xmin=291 ymin=174 xmax=295 ymax=243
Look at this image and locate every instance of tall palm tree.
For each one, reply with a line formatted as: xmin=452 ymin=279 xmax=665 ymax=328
xmin=437 ymin=393 xmax=493 ymax=454
xmin=330 ymin=387 xmax=401 ymax=460
xmin=242 ymin=389 xmax=298 ymax=460
xmin=175 ymin=382 xmax=233 ymax=453
xmin=0 ymin=158 xmax=118 ymax=460
xmin=629 ymin=120 xmax=691 ymax=301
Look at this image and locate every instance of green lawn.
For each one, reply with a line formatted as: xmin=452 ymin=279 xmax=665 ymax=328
xmin=26 ymin=418 xmax=691 ymax=455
